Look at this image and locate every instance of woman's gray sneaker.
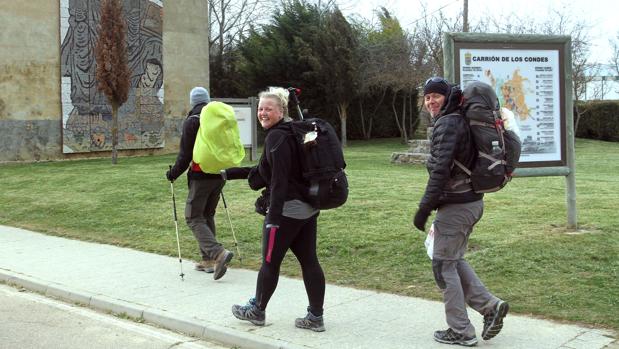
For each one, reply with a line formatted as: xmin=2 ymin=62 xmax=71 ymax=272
xmin=295 ymin=311 xmax=325 ymax=332
xmin=232 ymin=298 xmax=265 ymax=326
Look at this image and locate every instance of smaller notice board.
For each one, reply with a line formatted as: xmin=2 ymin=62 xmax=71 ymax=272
xmin=454 ymin=41 xmax=567 ymax=167
xmin=213 ymin=97 xmax=258 ymax=160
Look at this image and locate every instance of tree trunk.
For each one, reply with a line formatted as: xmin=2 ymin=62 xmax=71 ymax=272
xmin=408 ymin=91 xmax=416 ymax=139
xmin=359 ymin=100 xmax=366 ymax=139
xmin=338 ymin=102 xmax=348 ymax=147
xmin=574 ymin=102 xmax=585 ymax=135
xmin=367 ymin=88 xmax=387 ymax=139
xmin=391 ymin=92 xmax=404 ymax=141
xmin=401 ymin=93 xmax=408 ymax=143
xmin=359 ymin=99 xmax=373 ymax=140
xmin=111 ymin=102 xmax=119 ymax=164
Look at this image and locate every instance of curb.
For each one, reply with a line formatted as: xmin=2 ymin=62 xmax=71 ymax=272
xmin=0 ymin=268 xmax=305 ymax=349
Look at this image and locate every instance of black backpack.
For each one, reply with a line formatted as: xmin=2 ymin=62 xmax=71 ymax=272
xmin=289 ymin=118 xmax=348 ymax=209
xmin=458 ymin=81 xmax=522 ymax=193
xmin=286 ymin=88 xmax=348 ymax=209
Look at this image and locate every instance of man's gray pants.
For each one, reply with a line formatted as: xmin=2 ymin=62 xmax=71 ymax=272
xmin=185 ymin=178 xmax=225 ymax=261
xmin=432 ymin=200 xmax=499 ymax=337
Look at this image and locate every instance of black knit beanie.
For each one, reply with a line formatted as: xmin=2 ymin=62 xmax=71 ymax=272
xmin=423 ymin=77 xmax=450 ymax=96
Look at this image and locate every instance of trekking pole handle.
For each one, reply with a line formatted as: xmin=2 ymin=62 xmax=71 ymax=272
xmin=169 ymin=165 xmax=178 ymax=221
xmin=287 ymin=87 xmax=304 ymax=120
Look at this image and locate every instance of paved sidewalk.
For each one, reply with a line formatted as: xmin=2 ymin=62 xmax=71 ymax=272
xmin=0 ymin=225 xmax=616 ymax=349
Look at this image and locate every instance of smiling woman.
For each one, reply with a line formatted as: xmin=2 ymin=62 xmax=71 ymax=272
xmin=230 ymin=86 xmax=326 ymax=331
xmin=256 ymin=88 xmax=290 ymax=129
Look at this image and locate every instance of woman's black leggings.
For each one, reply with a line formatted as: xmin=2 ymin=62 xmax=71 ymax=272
xmin=254 ymin=213 xmax=325 ymax=316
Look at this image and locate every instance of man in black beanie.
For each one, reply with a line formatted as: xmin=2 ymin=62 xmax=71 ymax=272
xmin=413 ymin=77 xmax=509 ymax=346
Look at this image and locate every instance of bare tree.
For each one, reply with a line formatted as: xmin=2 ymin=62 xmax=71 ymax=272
xmin=361 ymin=8 xmax=416 ymax=143
xmin=208 ymin=0 xmax=272 ymax=95
xmin=488 ymin=9 xmax=593 ymax=132
xmin=587 ymin=64 xmax=607 ymax=100
xmin=95 ymin=0 xmax=130 ymax=164
xmin=610 ymin=32 xmax=619 ymax=75
xmin=407 ymin=5 xmax=463 ymax=134
xmin=610 ymin=31 xmax=619 ymax=89
xmin=413 ymin=4 xmax=463 ymax=78
xmin=208 ymin=0 xmax=268 ymax=56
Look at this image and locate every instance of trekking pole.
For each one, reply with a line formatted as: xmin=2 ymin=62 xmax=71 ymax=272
xmin=221 ymin=191 xmax=243 ymax=265
xmin=287 ymin=87 xmax=304 ymax=120
xmin=169 ymin=166 xmax=185 ymax=281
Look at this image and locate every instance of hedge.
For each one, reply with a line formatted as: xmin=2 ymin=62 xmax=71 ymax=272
xmin=576 ymin=100 xmax=619 ymax=142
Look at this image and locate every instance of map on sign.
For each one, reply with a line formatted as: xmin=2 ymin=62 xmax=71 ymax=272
xmin=459 ymin=49 xmax=562 ymax=163
xmin=485 ymin=68 xmax=531 ymax=120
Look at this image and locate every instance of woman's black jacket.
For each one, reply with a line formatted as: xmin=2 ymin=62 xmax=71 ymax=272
xmin=418 ymin=85 xmax=483 ymax=213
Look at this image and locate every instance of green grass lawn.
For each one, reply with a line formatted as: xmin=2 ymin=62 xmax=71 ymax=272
xmin=0 ymin=138 xmax=617 ymax=330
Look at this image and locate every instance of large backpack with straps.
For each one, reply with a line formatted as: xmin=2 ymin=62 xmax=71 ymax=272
xmin=192 ymin=101 xmax=245 ymax=174
xmin=458 ymin=81 xmax=522 ymax=193
xmin=289 ymin=117 xmax=348 ymax=209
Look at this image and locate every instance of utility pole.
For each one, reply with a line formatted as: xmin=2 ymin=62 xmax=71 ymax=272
xmin=463 ymin=0 xmax=469 ymax=32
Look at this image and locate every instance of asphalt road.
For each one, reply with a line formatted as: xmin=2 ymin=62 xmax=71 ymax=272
xmin=0 ymin=283 xmax=230 ymax=349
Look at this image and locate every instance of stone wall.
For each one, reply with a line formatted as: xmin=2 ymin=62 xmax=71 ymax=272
xmin=390 ymin=127 xmax=432 ymax=165
xmin=0 ymin=0 xmax=209 ymax=162
xmin=390 ymin=139 xmax=431 ymax=165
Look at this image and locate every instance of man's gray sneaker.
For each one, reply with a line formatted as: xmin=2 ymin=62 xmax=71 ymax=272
xmin=295 ymin=310 xmax=325 ymax=332
xmin=434 ymin=328 xmax=478 ymax=347
xmin=232 ymin=298 xmax=265 ymax=326
xmin=482 ymin=300 xmax=509 ymax=340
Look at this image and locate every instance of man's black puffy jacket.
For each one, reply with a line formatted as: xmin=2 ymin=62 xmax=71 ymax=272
xmin=418 ymin=85 xmax=483 ymax=213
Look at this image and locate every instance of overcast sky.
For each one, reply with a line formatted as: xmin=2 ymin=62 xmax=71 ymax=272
xmin=339 ymin=0 xmax=617 ymax=64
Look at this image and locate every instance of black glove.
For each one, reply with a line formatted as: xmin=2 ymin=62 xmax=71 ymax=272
xmin=225 ymin=167 xmax=252 ymax=180
xmin=413 ymin=208 xmax=431 ymax=232
xmin=254 ymin=189 xmax=269 ymax=216
xmin=166 ymin=170 xmax=174 ymax=182
xmin=248 ymin=166 xmax=267 ymax=190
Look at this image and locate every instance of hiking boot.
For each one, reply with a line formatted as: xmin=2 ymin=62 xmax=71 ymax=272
xmin=231 ymin=298 xmax=265 ymax=326
xmin=295 ymin=310 xmax=325 ymax=332
xmin=434 ymin=328 xmax=478 ymax=347
xmin=213 ymin=249 xmax=233 ymax=280
xmin=482 ymin=300 xmax=509 ymax=340
xmin=194 ymin=259 xmax=215 ymax=273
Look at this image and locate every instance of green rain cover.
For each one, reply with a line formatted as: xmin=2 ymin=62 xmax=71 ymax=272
xmin=192 ymin=101 xmax=245 ymax=174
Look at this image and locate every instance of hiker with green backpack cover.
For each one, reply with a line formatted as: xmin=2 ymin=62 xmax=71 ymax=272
xmin=166 ymin=87 xmax=244 ymax=281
